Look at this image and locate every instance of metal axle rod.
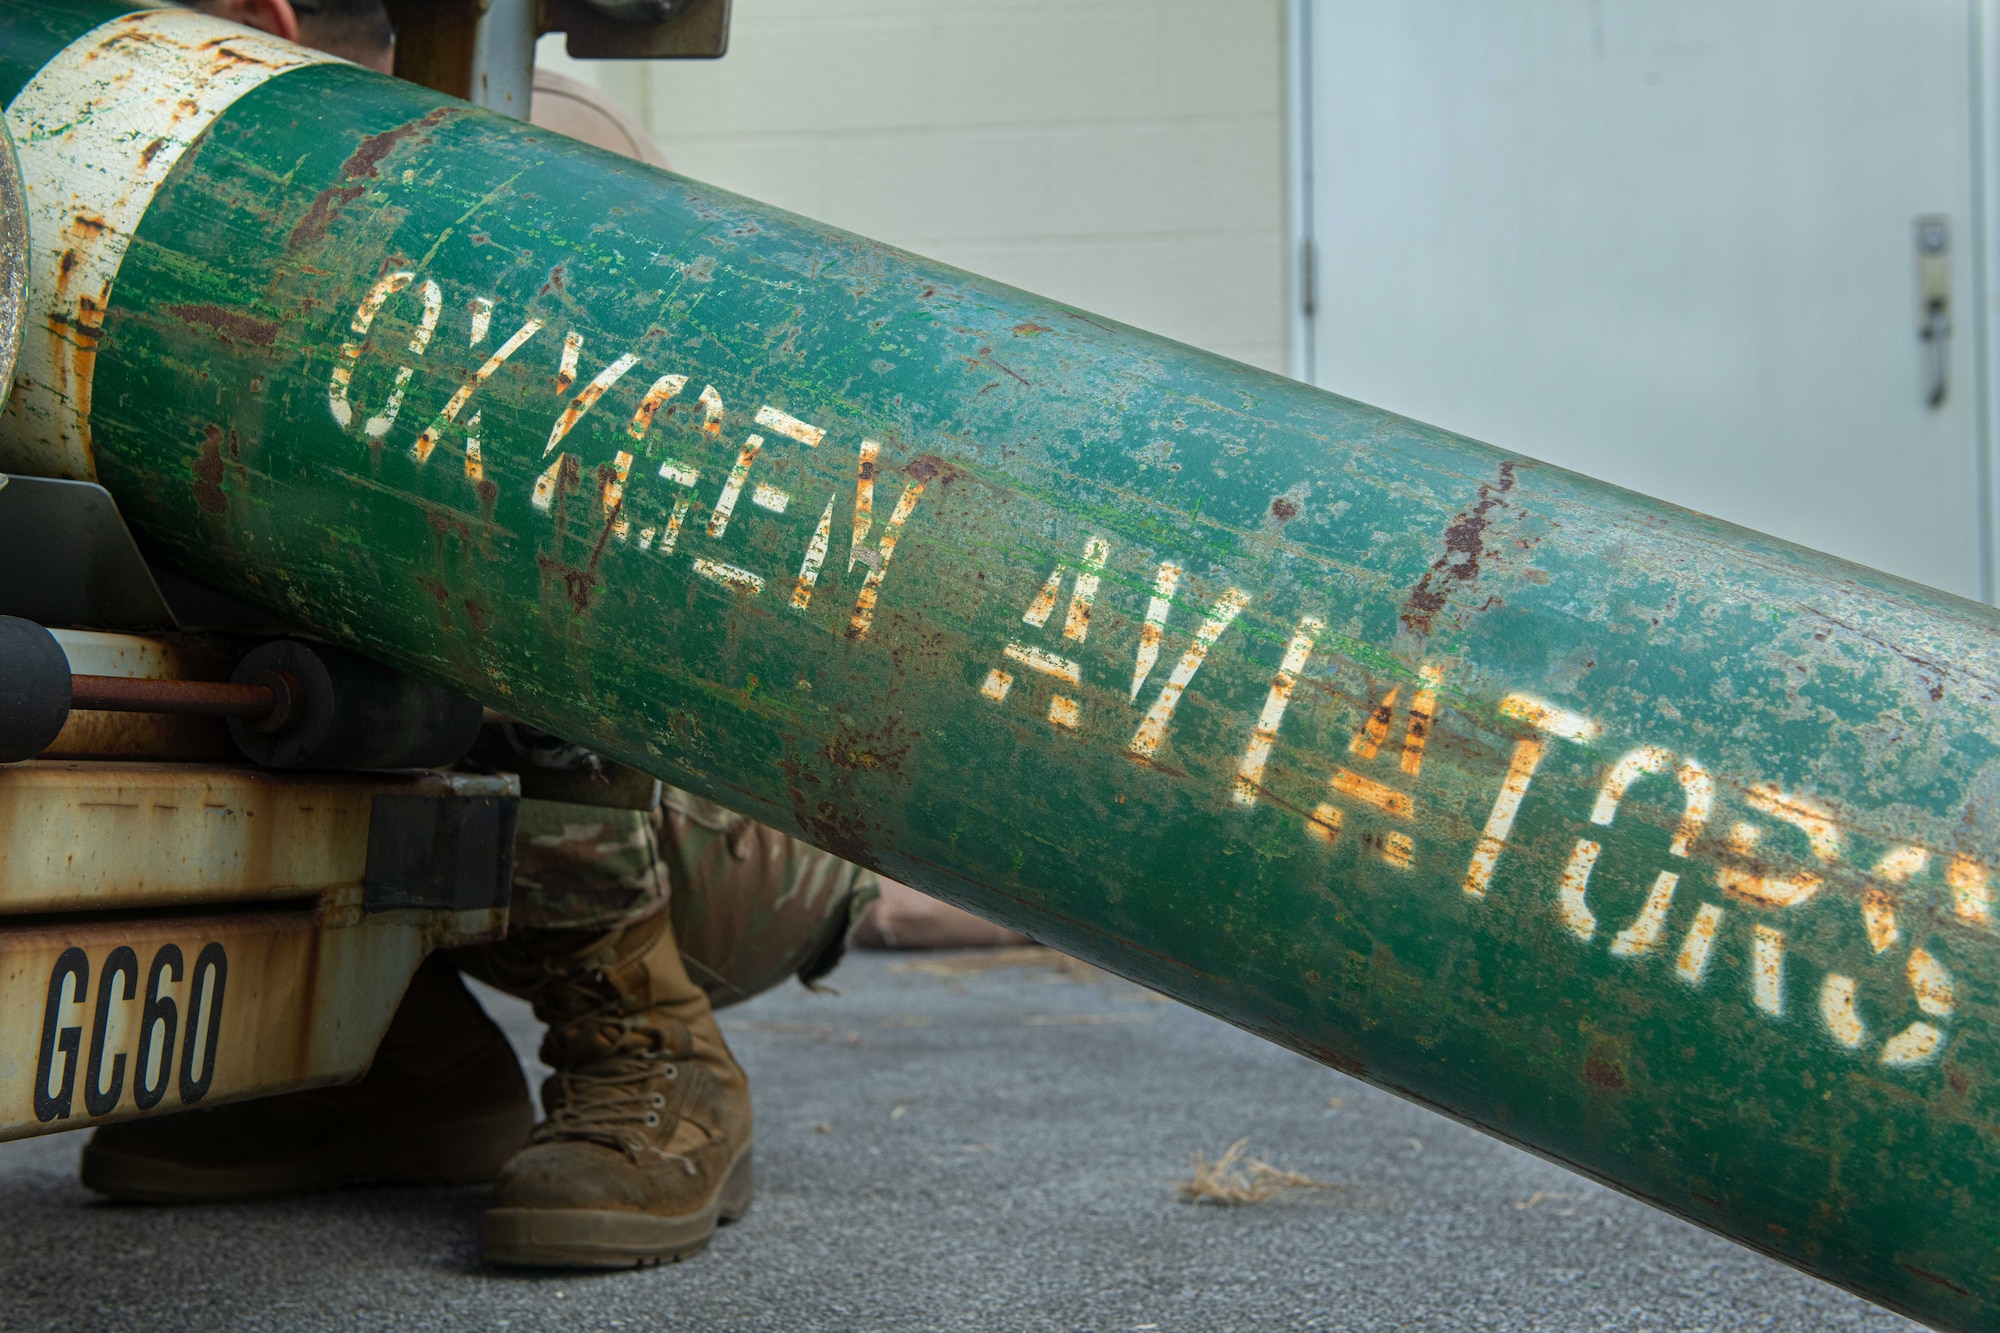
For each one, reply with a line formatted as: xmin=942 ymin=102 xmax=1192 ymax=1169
xmin=67 ymin=674 xmax=283 ymax=720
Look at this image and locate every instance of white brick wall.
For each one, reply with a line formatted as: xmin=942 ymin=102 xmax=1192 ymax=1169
xmin=542 ymin=0 xmax=1289 ymax=372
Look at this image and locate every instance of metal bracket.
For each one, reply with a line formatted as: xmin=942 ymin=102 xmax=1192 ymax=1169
xmin=382 ymin=0 xmax=539 ymax=117
xmin=0 ymin=474 xmax=180 ymax=630
xmin=364 ymin=779 xmax=520 ymax=914
xmin=545 ymin=0 xmax=731 ymax=59
xmin=383 ymin=0 xmax=730 ymax=118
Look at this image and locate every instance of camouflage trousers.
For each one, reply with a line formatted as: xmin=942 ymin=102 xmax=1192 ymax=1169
xmin=489 ymin=786 xmax=881 ymax=1009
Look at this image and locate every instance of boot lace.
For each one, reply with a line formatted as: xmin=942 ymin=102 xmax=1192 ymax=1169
xmin=535 ymin=1036 xmax=700 ymax=1172
xmin=536 ymin=1051 xmax=697 ymax=1171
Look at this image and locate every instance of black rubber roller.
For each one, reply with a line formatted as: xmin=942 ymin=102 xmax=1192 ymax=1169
xmin=0 ymin=615 xmax=71 ymax=762
xmin=228 ymin=639 xmax=482 ymax=771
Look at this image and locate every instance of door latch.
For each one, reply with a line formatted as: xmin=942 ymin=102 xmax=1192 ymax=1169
xmin=1917 ymin=215 xmax=1951 ymax=410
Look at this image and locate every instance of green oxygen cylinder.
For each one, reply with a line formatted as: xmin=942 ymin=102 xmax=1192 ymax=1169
xmin=4 ymin=4 xmax=2000 ymax=1325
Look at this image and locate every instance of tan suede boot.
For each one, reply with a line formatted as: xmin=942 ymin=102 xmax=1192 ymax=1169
xmin=80 ymin=955 xmax=533 ymax=1202
xmin=474 ymin=913 xmax=753 ymax=1269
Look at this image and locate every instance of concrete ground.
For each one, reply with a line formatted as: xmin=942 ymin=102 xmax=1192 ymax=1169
xmin=0 ymin=948 xmax=1920 ymax=1332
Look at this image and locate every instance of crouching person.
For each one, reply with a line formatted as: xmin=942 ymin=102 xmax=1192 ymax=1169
xmin=81 ymin=723 xmax=879 ymax=1269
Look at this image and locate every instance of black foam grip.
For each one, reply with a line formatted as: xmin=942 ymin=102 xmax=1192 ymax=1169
xmin=0 ymin=616 xmax=72 ymax=763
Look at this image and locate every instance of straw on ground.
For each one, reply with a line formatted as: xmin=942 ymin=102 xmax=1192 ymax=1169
xmin=1176 ymin=1137 xmax=1340 ymax=1206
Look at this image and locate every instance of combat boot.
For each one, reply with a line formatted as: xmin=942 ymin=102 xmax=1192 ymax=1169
xmin=472 ymin=913 xmax=753 ymax=1269
xmin=79 ymin=954 xmax=532 ymax=1202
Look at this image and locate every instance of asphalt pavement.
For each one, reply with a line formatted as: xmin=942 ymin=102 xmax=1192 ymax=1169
xmin=0 ymin=947 xmax=1920 ymax=1332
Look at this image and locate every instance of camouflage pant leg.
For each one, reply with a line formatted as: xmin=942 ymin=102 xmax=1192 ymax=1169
xmin=489 ymin=790 xmax=880 ymax=1009
xmin=655 ymin=788 xmax=881 ymax=1008
xmin=507 ymin=797 xmax=672 ymax=933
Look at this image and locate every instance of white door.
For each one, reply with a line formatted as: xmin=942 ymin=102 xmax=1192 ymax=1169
xmin=1292 ymin=0 xmax=1992 ymax=600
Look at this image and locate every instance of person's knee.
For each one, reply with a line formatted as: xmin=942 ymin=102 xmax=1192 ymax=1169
xmin=660 ymin=799 xmax=880 ymax=1009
